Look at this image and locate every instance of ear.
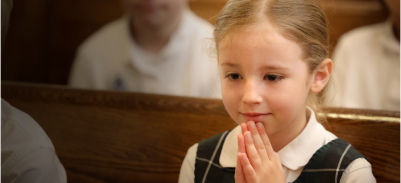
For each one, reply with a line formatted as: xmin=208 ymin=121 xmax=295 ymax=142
xmin=310 ymin=58 xmax=333 ymax=93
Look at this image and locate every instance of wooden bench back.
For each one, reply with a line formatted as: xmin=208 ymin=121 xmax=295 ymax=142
xmin=2 ymin=81 xmax=399 ymax=183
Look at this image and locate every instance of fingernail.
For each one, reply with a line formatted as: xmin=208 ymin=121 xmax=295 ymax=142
xmin=256 ymin=122 xmax=264 ymax=129
xmin=245 ymin=132 xmax=252 ymax=139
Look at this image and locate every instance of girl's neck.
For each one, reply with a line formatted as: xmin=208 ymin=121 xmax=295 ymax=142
xmin=269 ymin=108 xmax=309 ymax=152
xmin=130 ymin=12 xmax=182 ymax=54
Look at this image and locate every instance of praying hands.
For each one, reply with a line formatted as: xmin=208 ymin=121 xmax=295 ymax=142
xmin=235 ymin=121 xmax=285 ymax=183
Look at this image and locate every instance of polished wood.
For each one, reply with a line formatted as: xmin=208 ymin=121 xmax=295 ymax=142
xmin=2 ymin=0 xmax=388 ymax=85
xmin=2 ymin=81 xmax=399 ymax=183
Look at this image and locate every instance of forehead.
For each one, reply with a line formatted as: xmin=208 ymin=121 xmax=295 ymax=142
xmin=218 ymin=23 xmax=304 ymax=64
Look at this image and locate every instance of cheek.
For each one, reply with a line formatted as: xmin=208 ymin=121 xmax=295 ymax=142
xmin=221 ymin=84 xmax=236 ymax=107
xmin=221 ymin=82 xmax=241 ymax=119
xmin=268 ymin=80 xmax=309 ymax=114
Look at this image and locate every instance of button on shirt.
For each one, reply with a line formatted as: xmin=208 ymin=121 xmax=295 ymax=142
xmin=331 ymin=20 xmax=400 ymax=111
xmin=69 ymin=9 xmax=221 ymax=98
xmin=178 ymin=108 xmax=376 ymax=183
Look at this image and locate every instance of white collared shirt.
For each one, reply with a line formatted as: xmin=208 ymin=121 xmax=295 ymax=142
xmin=179 ymin=108 xmax=376 ymax=183
xmin=331 ymin=20 xmax=400 ymax=111
xmin=69 ymin=9 xmax=221 ymax=99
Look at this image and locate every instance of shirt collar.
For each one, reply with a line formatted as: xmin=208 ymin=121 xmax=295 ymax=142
xmin=220 ymin=125 xmax=241 ymax=168
xmin=219 ymin=107 xmax=327 ymax=170
xmin=277 ymin=108 xmax=327 ymax=170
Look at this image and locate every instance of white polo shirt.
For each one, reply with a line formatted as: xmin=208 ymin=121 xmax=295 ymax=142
xmin=331 ymin=20 xmax=400 ymax=111
xmin=69 ymin=9 xmax=221 ymax=99
xmin=1 ymin=99 xmax=67 ymax=183
xmin=178 ymin=108 xmax=376 ymax=183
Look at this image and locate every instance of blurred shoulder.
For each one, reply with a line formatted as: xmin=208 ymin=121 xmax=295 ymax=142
xmin=1 ymin=99 xmax=67 ymax=182
xmin=1 ymin=99 xmax=54 ymax=149
xmin=340 ymin=158 xmax=375 ymax=183
xmin=338 ymin=21 xmax=388 ymax=47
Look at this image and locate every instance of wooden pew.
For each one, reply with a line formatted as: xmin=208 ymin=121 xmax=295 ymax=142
xmin=2 ymin=0 xmax=388 ymax=85
xmin=2 ymin=81 xmax=399 ymax=183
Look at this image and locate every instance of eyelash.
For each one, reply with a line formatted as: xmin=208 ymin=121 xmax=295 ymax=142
xmin=225 ymin=73 xmax=242 ymax=81
xmin=224 ymin=73 xmax=284 ymax=82
xmin=264 ymin=74 xmax=285 ymax=82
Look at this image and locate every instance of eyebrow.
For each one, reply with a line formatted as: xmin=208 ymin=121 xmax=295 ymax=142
xmin=220 ymin=61 xmax=290 ymax=71
xmin=219 ymin=62 xmax=238 ymax=67
xmin=260 ymin=65 xmax=289 ymax=71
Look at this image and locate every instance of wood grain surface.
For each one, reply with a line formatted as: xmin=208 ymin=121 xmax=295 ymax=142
xmin=2 ymin=81 xmax=399 ymax=183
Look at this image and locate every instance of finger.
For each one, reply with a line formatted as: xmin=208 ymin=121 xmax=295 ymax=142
xmin=239 ymin=153 xmax=257 ymax=183
xmin=273 ymin=151 xmax=283 ymax=167
xmin=256 ymin=122 xmax=276 ymax=159
xmin=235 ymin=153 xmax=246 ymax=183
xmin=244 ymin=131 xmax=264 ymax=172
xmin=241 ymin=122 xmax=249 ymax=134
xmin=238 ymin=134 xmax=246 ymax=153
xmin=247 ymin=121 xmax=269 ymax=164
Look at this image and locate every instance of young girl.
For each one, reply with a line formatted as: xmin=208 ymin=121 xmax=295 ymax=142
xmin=179 ymin=0 xmax=376 ymax=182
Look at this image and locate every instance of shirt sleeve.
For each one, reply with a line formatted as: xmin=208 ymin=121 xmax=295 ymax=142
xmin=178 ymin=143 xmax=198 ymax=183
xmin=3 ymin=147 xmax=67 ymax=183
xmin=339 ymin=158 xmax=376 ymax=183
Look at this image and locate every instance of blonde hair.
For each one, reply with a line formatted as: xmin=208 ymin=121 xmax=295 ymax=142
xmin=214 ymin=0 xmax=331 ymax=122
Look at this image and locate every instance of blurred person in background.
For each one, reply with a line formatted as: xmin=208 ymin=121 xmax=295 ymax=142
xmin=331 ymin=0 xmax=400 ymax=111
xmin=69 ymin=0 xmax=221 ymax=98
xmin=2 ymin=1 xmax=67 ymax=182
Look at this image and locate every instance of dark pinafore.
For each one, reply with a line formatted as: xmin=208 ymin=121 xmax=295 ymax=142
xmin=194 ymin=130 xmax=368 ymax=183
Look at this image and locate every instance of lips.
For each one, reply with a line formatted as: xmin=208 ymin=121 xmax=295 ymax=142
xmin=241 ymin=113 xmax=270 ymax=122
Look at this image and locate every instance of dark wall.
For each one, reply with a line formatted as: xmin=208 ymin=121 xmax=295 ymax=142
xmin=2 ymin=0 xmax=123 ymax=84
xmin=2 ymin=0 xmax=388 ymax=85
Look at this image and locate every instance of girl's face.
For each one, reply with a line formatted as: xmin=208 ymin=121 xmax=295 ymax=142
xmin=218 ymin=24 xmax=313 ymax=138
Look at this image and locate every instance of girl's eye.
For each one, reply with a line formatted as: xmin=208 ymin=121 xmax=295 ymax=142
xmin=225 ymin=73 xmax=242 ymax=80
xmin=265 ymin=74 xmax=283 ymax=81
xmin=230 ymin=74 xmax=241 ymax=80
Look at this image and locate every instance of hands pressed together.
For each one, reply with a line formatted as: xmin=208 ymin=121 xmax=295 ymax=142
xmin=235 ymin=121 xmax=285 ymax=183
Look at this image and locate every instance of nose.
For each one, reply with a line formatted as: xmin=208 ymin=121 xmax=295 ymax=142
xmin=242 ymin=80 xmax=263 ymax=105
